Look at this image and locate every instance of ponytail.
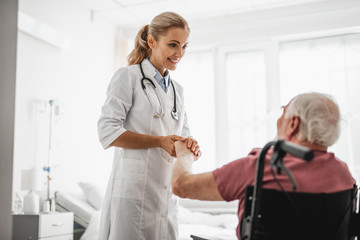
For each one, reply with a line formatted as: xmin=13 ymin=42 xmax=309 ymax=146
xmin=128 ymin=25 xmax=151 ymax=65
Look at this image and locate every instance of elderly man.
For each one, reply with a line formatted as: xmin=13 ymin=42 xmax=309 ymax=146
xmin=172 ymin=92 xmax=355 ymax=239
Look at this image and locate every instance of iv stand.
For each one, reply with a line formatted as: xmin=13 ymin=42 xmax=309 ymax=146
xmin=43 ymin=99 xmax=54 ymax=201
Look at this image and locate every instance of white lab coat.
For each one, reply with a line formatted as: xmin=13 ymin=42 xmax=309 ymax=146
xmin=97 ymin=59 xmax=190 ymax=240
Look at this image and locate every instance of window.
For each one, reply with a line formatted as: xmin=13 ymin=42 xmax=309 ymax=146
xmin=172 ymin=33 xmax=360 ymax=182
xmin=172 ymin=51 xmax=216 ymax=172
xmin=225 ymin=50 xmax=268 ymax=161
xmin=279 ymin=33 xmax=360 ymax=182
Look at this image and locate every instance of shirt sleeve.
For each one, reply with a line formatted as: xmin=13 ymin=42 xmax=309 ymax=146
xmin=212 ymin=149 xmax=259 ymax=202
xmin=97 ymin=68 xmax=134 ymax=149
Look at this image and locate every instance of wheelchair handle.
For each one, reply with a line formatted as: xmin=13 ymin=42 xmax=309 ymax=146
xmin=276 ymin=140 xmax=314 ymax=161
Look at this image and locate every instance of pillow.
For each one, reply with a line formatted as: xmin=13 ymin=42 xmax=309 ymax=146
xmin=78 ymin=182 xmax=105 ymax=210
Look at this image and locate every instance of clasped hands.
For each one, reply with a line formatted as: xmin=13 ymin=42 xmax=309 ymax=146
xmin=160 ymin=135 xmax=201 ymax=159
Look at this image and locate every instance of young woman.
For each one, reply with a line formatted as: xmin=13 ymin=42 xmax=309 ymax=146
xmin=97 ymin=12 xmax=201 ymax=240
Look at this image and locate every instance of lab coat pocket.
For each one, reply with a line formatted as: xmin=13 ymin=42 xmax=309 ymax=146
xmin=113 ymin=158 xmax=147 ymax=200
xmin=112 ymin=178 xmax=145 ymax=200
xmin=116 ymin=158 xmax=147 ymax=180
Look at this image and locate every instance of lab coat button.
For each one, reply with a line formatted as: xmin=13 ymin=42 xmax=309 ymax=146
xmin=163 ymin=185 xmax=167 ymax=190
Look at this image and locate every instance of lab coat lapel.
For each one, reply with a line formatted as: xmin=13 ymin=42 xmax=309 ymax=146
xmin=142 ymin=59 xmax=157 ymax=84
xmin=141 ymin=60 xmax=173 ymax=115
xmin=142 ymin=60 xmax=170 ymax=96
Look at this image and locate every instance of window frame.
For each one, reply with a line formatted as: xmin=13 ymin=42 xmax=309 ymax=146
xmin=214 ymin=42 xmax=280 ymax=166
xmin=213 ymin=29 xmax=360 ymax=181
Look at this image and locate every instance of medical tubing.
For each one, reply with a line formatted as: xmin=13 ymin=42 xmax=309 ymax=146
xmin=140 ymin=62 xmax=156 ymax=89
xmin=170 ymin=81 xmax=177 ymax=112
xmin=139 ymin=62 xmax=163 ymax=117
xmin=140 ymin=63 xmax=146 ymax=89
xmin=144 ymin=89 xmax=163 ymax=117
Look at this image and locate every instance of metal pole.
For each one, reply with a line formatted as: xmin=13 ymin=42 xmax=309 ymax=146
xmin=47 ymin=99 xmax=54 ymax=200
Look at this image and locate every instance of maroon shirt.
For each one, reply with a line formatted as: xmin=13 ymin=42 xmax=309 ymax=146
xmin=213 ymin=148 xmax=356 ymax=239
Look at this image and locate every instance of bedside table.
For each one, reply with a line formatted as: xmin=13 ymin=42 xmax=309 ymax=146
xmin=13 ymin=212 xmax=73 ymax=240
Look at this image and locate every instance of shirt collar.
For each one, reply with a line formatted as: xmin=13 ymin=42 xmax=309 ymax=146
xmin=145 ymin=58 xmax=170 ymax=87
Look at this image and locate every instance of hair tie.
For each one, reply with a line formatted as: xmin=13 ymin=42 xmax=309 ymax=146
xmin=142 ymin=25 xmax=149 ymax=39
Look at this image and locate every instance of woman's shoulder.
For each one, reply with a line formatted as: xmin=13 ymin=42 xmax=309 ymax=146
xmin=109 ymin=64 xmax=141 ymax=85
xmin=107 ymin=64 xmax=141 ymax=92
xmin=113 ymin=64 xmax=140 ymax=78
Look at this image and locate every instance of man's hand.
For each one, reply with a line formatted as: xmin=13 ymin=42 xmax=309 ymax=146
xmin=175 ymin=141 xmax=196 ymax=161
xmin=160 ymin=135 xmax=186 ymax=157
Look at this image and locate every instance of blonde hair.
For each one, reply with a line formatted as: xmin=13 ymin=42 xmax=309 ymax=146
xmin=128 ymin=12 xmax=190 ymax=65
xmin=285 ymin=92 xmax=341 ymax=147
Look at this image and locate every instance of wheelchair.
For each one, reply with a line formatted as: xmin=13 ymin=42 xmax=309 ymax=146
xmin=192 ymin=140 xmax=359 ymax=240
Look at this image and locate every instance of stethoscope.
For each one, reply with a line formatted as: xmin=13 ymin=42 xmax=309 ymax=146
xmin=140 ymin=61 xmax=179 ymax=120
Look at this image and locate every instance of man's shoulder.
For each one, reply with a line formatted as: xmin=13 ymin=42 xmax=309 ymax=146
xmin=215 ymin=148 xmax=261 ymax=172
xmin=248 ymin=148 xmax=263 ymax=157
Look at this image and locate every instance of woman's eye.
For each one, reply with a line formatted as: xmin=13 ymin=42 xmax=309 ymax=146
xmin=183 ymin=44 xmax=188 ymax=49
xmin=169 ymin=43 xmax=176 ymax=47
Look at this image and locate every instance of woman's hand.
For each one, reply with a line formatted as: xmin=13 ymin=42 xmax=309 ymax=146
xmin=186 ymin=137 xmax=201 ymax=160
xmin=160 ymin=135 xmax=186 ymax=157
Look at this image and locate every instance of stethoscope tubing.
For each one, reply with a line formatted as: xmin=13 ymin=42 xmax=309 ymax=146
xmin=139 ymin=60 xmax=178 ymax=120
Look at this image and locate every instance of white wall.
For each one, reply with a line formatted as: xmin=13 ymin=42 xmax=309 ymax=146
xmin=14 ymin=0 xmax=117 ymax=202
xmin=189 ymin=0 xmax=360 ymax=47
xmin=118 ymin=0 xmax=360 ymax=48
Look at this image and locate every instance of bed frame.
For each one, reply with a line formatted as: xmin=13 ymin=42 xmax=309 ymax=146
xmin=56 ymin=202 xmax=87 ymax=240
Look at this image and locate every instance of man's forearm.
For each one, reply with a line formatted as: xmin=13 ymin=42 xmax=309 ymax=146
xmin=172 ymin=141 xmax=224 ymax=201
xmin=171 ymin=155 xmax=224 ymax=200
xmin=171 ymin=142 xmax=196 ymax=198
xmin=172 ymin=154 xmax=194 ymax=183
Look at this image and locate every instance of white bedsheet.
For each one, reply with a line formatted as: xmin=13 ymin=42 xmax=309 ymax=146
xmin=178 ymin=206 xmax=237 ymax=240
xmin=55 ymin=191 xmax=97 ymax=224
xmin=80 ymin=205 xmax=238 ymax=240
xmin=80 ymin=210 xmax=101 ymax=240
xmin=179 ymin=224 xmax=236 ymax=240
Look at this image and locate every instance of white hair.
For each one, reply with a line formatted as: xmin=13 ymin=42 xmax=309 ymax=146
xmin=285 ymin=92 xmax=341 ymax=147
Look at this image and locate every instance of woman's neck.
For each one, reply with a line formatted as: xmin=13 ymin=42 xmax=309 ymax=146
xmin=148 ymin=56 xmax=165 ymax=76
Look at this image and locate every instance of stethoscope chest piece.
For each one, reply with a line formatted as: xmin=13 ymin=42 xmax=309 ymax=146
xmin=171 ymin=110 xmax=179 ymax=120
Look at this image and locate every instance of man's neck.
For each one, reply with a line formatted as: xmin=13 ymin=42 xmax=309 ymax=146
xmin=291 ymin=138 xmax=328 ymax=152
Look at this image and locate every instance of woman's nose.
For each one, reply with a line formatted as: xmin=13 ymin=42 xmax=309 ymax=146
xmin=176 ymin=47 xmax=185 ymax=58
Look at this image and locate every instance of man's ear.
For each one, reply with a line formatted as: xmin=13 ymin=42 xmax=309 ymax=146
xmin=286 ymin=115 xmax=300 ymax=139
xmin=147 ymin=34 xmax=156 ymax=49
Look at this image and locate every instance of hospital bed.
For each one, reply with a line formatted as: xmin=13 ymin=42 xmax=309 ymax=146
xmin=55 ymin=191 xmax=97 ymax=240
xmin=55 ymin=189 xmax=238 ymax=240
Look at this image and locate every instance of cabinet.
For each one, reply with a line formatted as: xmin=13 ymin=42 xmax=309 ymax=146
xmin=13 ymin=212 xmax=73 ymax=240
